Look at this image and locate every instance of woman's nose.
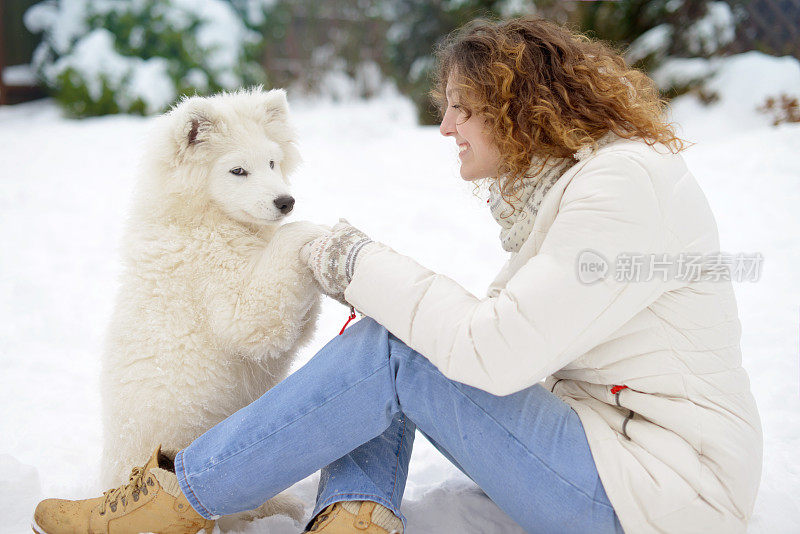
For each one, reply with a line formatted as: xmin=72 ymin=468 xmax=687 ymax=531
xmin=440 ymin=112 xmax=454 ymax=137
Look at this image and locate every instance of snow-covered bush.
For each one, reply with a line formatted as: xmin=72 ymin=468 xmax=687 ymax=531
xmin=383 ymin=0 xmax=537 ymax=125
xmin=625 ymin=1 xmax=737 ymax=69
xmin=230 ymin=0 xmax=395 ymax=102
xmin=576 ymin=0 xmax=740 ymax=102
xmin=758 ymin=94 xmax=800 ymax=126
xmin=654 ymin=51 xmax=800 ymax=136
xmin=24 ymin=0 xmax=265 ymax=116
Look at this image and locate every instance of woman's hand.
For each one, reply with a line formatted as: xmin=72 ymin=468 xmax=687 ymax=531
xmin=300 ymin=219 xmax=376 ymax=306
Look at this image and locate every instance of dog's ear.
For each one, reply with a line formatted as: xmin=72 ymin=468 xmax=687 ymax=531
xmin=280 ymin=137 xmax=301 ymax=179
xmin=174 ymin=96 xmax=220 ymax=156
xmin=186 ymin=114 xmax=213 ymax=146
xmin=258 ymin=88 xmax=301 ymax=177
xmin=262 ymin=88 xmax=290 ymax=125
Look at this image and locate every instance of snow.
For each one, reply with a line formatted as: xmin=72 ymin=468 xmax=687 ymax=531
xmin=0 ymin=455 xmax=41 ymax=530
xmin=1 ymin=52 xmax=799 ymax=533
xmin=24 ymin=0 xmax=88 ymax=55
xmin=498 ymin=0 xmax=536 ymax=18
xmin=49 ymin=28 xmax=129 ymax=100
xmin=684 ymin=1 xmax=736 ymax=56
xmin=625 ymin=2 xmax=736 ymax=66
xmin=184 ymin=68 xmax=211 ymax=92
xmin=408 ymin=56 xmax=434 ymax=83
xmin=171 ymin=0 xmax=259 ymax=89
xmin=626 ymin=24 xmax=673 ymax=64
xmin=232 ymin=0 xmax=279 ymax=27
xmin=650 ymin=56 xmax=717 ymax=89
xmin=303 ymin=48 xmax=398 ymax=101
xmin=1 ymin=65 xmax=37 ymax=87
xmin=44 ymin=28 xmax=176 ymax=114
xmin=656 ymin=51 xmax=800 ymax=140
xmin=128 ymin=57 xmax=175 ymax=115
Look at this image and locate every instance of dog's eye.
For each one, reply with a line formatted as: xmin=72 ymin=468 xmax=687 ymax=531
xmin=230 ymin=167 xmax=248 ymax=176
xmin=269 ymin=160 xmax=275 ymax=170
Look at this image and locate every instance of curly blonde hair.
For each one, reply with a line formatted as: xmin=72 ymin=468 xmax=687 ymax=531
xmin=431 ymin=17 xmax=686 ymax=200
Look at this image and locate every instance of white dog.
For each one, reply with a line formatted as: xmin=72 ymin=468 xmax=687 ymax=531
xmin=100 ymin=88 xmax=325 ymax=526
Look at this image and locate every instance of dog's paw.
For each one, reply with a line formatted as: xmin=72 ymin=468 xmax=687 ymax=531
xmin=271 ymin=221 xmax=331 ymax=254
xmin=215 ymin=491 xmax=306 ymax=531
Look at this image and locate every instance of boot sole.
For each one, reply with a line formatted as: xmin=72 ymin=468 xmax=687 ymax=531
xmin=31 ymin=513 xmax=213 ymax=534
xmin=30 ymin=518 xmax=47 ymax=534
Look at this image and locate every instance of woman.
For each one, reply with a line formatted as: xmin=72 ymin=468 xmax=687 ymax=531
xmin=33 ymin=16 xmax=762 ymax=534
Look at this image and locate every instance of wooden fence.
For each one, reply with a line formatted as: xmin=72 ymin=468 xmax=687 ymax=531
xmin=0 ymin=0 xmax=44 ymax=105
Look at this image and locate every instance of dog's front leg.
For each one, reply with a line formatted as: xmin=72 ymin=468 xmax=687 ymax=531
xmin=227 ymin=221 xmax=329 ymax=360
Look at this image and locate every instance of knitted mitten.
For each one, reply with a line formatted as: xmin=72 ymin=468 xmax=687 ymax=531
xmin=300 ymin=219 xmax=376 ymax=306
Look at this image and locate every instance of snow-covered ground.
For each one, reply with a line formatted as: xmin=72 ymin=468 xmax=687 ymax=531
xmin=1 ymin=52 xmax=798 ymax=533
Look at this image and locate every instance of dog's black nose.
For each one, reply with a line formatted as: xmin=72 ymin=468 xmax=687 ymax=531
xmin=273 ymin=195 xmax=295 ymax=215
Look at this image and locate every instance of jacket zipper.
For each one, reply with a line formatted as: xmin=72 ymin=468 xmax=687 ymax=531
xmin=551 ymin=380 xmax=635 ymax=441
xmin=612 ymin=385 xmax=634 ymax=441
xmin=550 ymin=378 xmax=564 ymax=393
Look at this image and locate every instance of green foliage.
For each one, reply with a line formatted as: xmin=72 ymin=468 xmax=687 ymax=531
xmin=381 ymin=0 xmax=583 ymax=124
xmin=55 ymin=69 xmax=119 ymax=117
xmin=575 ymin=0 xmax=733 ymax=65
xmin=575 ymin=0 xmax=673 ymax=48
xmin=379 ymin=0 xmax=736 ymax=120
xmin=573 ymin=1 xmax=737 ymax=99
xmin=383 ymin=0 xmax=508 ymax=125
xmin=27 ymin=0 xmax=265 ymax=117
xmin=51 ymin=64 xmax=152 ymax=117
xmin=26 ymin=0 xmax=739 ymax=121
xmin=88 ymin=3 xmax=207 ymax=91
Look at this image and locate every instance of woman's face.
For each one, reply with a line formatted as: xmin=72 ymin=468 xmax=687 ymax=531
xmin=439 ymin=76 xmax=501 ymax=181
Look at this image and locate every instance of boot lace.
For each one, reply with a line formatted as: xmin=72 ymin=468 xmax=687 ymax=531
xmin=99 ymin=466 xmax=153 ymax=515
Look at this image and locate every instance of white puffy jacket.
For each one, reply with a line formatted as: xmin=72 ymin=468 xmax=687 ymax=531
xmin=343 ymin=137 xmax=763 ymax=533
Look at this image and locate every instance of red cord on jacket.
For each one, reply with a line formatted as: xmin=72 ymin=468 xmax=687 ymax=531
xmin=610 ymin=385 xmax=628 ymax=395
xmin=339 ymin=306 xmax=357 ymax=335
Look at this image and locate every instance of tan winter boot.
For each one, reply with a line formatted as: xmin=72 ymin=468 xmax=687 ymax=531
xmin=305 ymin=501 xmax=402 ymax=533
xmin=31 ymin=445 xmax=215 ymax=534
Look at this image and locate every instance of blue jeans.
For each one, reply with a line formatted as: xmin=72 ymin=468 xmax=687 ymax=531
xmin=174 ymin=317 xmax=624 ymax=533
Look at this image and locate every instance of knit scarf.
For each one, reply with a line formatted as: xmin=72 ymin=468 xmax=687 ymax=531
xmin=488 ymin=132 xmax=620 ymax=253
xmin=488 ymin=155 xmax=576 ymax=253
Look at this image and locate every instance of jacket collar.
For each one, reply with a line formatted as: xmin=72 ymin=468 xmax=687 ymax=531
xmin=485 ymin=134 xmax=636 ymax=296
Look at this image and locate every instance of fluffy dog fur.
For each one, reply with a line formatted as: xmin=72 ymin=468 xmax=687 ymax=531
xmin=100 ymin=88 xmax=325 ymax=525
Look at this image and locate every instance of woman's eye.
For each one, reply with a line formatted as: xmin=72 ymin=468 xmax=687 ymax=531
xmin=269 ymin=160 xmax=275 ymax=169
xmin=230 ymin=167 xmax=248 ymax=176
